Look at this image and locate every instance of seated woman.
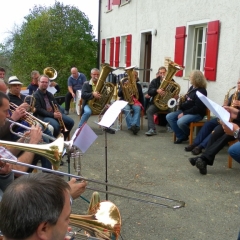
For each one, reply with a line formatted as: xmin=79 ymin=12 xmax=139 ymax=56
xmin=166 ymin=70 xmax=207 ymax=144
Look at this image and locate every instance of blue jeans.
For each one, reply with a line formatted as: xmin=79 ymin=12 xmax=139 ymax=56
xmin=43 ymin=114 xmax=74 ymax=139
xmin=123 ymin=104 xmax=141 ymax=129
xmin=193 ymin=118 xmax=219 ymax=148
xmin=78 ymin=104 xmax=92 ymax=128
xmin=166 ymin=110 xmax=203 ymax=140
xmin=228 ymin=141 xmax=240 ymax=164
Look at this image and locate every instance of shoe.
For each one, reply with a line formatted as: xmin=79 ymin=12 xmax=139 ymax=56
xmin=64 ymin=110 xmax=69 ymax=115
xmin=145 ymin=129 xmax=157 ymax=136
xmin=60 ymin=160 xmax=64 ymax=166
xmin=145 ymin=116 xmax=148 ymax=119
xmin=188 ymin=156 xmax=198 ymax=166
xmin=185 ymin=144 xmax=196 ymax=152
xmin=131 ymin=125 xmax=140 ymax=135
xmin=105 ymin=128 xmax=115 ymax=134
xmin=174 ymin=137 xmax=188 ymax=144
xmin=167 ymin=126 xmax=173 ymax=133
xmin=191 ymin=146 xmax=203 ymax=155
xmin=196 ymin=158 xmax=207 ymax=175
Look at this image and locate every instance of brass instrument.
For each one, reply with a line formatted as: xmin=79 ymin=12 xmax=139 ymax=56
xmin=51 ymin=101 xmax=68 ymax=132
xmin=224 ymin=86 xmax=236 ymax=105
xmin=154 ymin=60 xmax=183 ymax=111
xmin=24 ymin=94 xmax=36 ymax=113
xmin=43 ymin=67 xmax=57 ymax=81
xmin=88 ymin=63 xmax=115 ymax=115
xmin=230 ymin=89 xmax=239 ymax=107
xmin=0 ymin=157 xmax=185 ymax=209
xmin=10 ymin=102 xmax=49 ymax=130
xmin=70 ymin=201 xmax=121 ymax=239
xmin=0 ymin=134 xmax=64 ymax=170
xmin=120 ymin=66 xmax=139 ymax=105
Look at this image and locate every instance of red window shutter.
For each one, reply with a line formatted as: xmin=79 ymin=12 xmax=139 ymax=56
xmin=174 ymin=26 xmax=186 ymax=77
xmin=126 ymin=34 xmax=132 ymax=67
xmin=110 ymin=38 xmax=115 ymax=66
xmin=107 ymin=0 xmax=112 ymax=10
xmin=101 ymin=39 xmax=106 ymax=64
xmin=204 ymin=20 xmax=220 ymax=81
xmin=114 ymin=36 xmax=120 ymax=67
xmin=112 ymin=0 xmax=121 ymax=5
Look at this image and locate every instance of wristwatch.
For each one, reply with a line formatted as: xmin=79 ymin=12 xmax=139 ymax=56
xmin=233 ymin=128 xmax=240 ymax=139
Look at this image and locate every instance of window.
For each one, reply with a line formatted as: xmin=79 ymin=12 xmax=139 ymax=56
xmin=120 ymin=35 xmax=132 ymax=67
xmin=193 ymin=26 xmax=207 ymax=72
xmin=175 ymin=20 xmax=220 ymax=81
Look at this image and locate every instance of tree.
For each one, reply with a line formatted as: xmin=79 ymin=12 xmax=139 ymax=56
xmin=6 ymin=1 xmax=98 ymax=94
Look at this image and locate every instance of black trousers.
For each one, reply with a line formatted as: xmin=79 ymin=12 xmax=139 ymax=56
xmin=65 ymin=92 xmax=74 ymax=111
xmin=201 ymin=125 xmax=235 ymax=165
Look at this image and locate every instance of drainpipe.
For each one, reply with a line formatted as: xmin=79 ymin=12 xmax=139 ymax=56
xmin=97 ymin=0 xmax=101 ymax=69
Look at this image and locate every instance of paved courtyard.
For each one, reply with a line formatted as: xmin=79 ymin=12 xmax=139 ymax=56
xmin=60 ymin=111 xmax=240 ymax=240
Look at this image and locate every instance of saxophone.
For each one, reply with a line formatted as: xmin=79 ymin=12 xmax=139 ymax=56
xmin=119 ymin=66 xmax=139 ymax=105
xmin=88 ymin=63 xmax=115 ymax=115
xmin=153 ymin=60 xmax=183 ymax=111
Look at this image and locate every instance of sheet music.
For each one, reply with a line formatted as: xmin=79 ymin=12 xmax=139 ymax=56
xmin=47 ymin=86 xmax=57 ymax=95
xmin=98 ymin=100 xmax=128 ymax=128
xmin=196 ymin=91 xmax=233 ymax=130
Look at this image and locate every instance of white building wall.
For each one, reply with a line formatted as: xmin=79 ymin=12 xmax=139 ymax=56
xmin=100 ymin=0 xmax=240 ymax=105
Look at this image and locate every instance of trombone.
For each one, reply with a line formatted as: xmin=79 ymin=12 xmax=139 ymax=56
xmin=9 ymin=102 xmax=49 ymax=131
xmin=0 ymin=157 xmax=185 ymax=209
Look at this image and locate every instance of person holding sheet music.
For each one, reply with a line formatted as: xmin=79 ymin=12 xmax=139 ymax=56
xmin=189 ymin=98 xmax=240 ymax=175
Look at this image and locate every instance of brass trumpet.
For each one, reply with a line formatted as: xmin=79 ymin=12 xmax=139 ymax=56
xmin=51 ymin=101 xmax=68 ymax=132
xmin=23 ymin=94 xmax=36 ymax=113
xmin=10 ymin=102 xmax=49 ymax=130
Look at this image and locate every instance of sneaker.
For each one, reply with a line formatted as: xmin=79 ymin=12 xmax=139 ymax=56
xmin=192 ymin=146 xmax=203 ymax=155
xmin=167 ymin=126 xmax=173 ymax=133
xmin=196 ymin=158 xmax=207 ymax=175
xmin=145 ymin=129 xmax=157 ymax=136
xmin=64 ymin=110 xmax=69 ymax=115
xmin=185 ymin=144 xmax=196 ymax=152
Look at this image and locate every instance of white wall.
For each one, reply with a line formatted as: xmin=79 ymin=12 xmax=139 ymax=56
xmin=100 ymin=0 xmax=240 ymax=105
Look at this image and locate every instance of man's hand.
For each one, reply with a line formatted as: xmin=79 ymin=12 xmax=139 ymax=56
xmin=49 ymin=81 xmax=57 ymax=87
xmin=28 ymin=125 xmax=42 ymax=144
xmin=145 ymin=94 xmax=151 ymax=99
xmin=0 ymin=160 xmax=11 ymax=175
xmin=222 ymin=122 xmax=239 ymax=136
xmin=11 ymin=107 xmax=26 ymax=121
xmin=19 ymin=102 xmax=30 ymax=111
xmin=53 ymin=111 xmax=62 ymax=119
xmin=93 ymin=92 xmax=101 ymax=99
xmin=71 ymin=93 xmax=76 ymax=98
xmin=223 ymin=106 xmax=239 ymax=120
xmin=178 ymin=113 xmax=184 ymax=119
xmin=157 ymin=88 xmax=165 ymax=96
xmin=68 ymin=178 xmax=87 ymax=200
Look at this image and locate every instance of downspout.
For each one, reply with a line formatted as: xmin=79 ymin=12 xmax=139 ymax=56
xmin=97 ymin=0 xmax=101 ymax=69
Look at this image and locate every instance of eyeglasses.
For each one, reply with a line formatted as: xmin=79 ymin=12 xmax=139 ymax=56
xmin=159 ymin=72 xmax=166 ymax=75
xmin=39 ymin=81 xmax=49 ymax=84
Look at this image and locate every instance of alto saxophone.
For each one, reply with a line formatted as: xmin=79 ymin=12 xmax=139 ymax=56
xmin=51 ymin=101 xmax=68 ymax=132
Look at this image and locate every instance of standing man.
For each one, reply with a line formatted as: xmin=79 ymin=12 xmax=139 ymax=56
xmin=65 ymin=67 xmax=87 ymax=115
xmin=34 ymin=75 xmax=74 ymax=140
xmin=78 ymin=68 xmax=100 ymax=128
xmin=145 ymin=66 xmax=167 ymax=136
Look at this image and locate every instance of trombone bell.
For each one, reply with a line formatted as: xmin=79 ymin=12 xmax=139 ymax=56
xmin=70 ymin=201 xmax=121 ymax=240
xmin=0 ymin=134 xmax=64 ymax=170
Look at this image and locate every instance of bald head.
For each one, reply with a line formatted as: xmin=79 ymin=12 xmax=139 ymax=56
xmin=0 ymin=80 xmax=7 ymax=93
xmin=71 ymin=67 xmax=79 ymax=79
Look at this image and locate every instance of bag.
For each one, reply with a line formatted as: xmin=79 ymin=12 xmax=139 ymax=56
xmin=154 ymin=114 xmax=159 ymax=125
